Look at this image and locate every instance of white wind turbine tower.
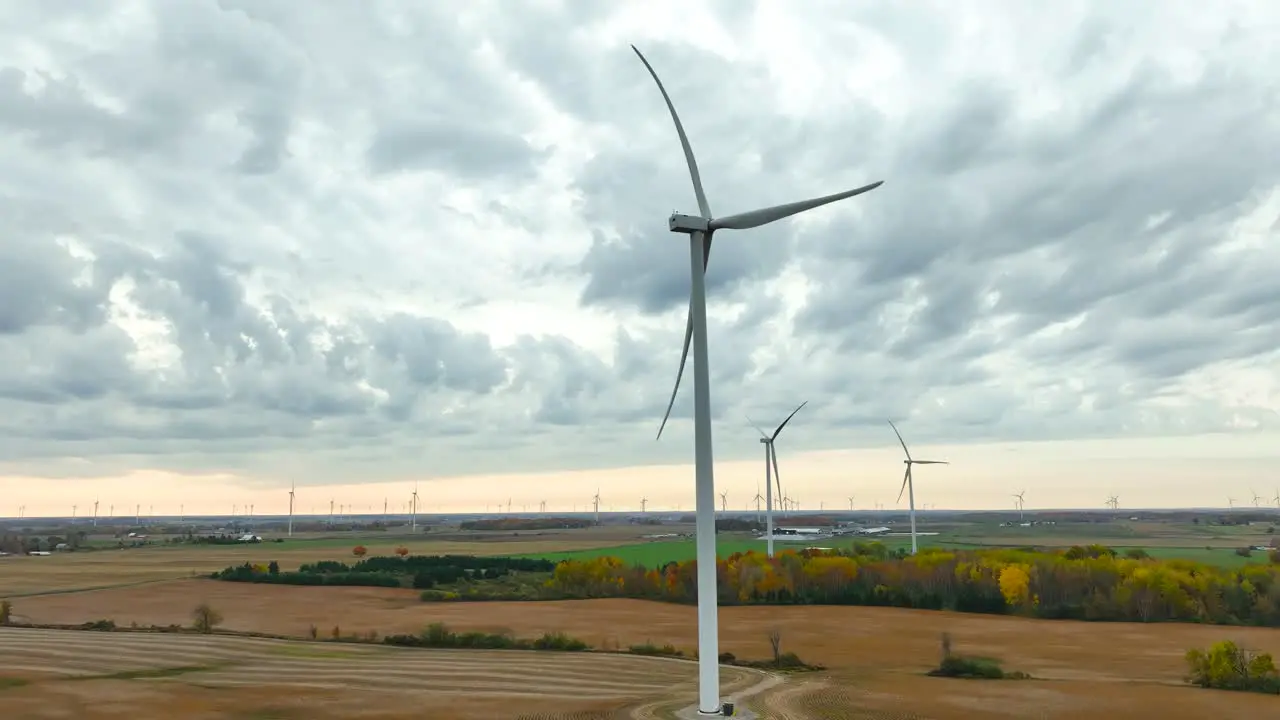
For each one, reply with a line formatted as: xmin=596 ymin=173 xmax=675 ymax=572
xmin=592 ymin=489 xmax=601 ymax=525
xmin=411 ymin=484 xmax=420 ymax=533
xmin=848 ymin=496 xmax=856 ymax=511
xmin=631 ymin=46 xmax=882 ymax=715
xmin=718 ymin=492 xmax=728 ymax=514
xmin=748 ymin=401 xmax=807 ymax=559
xmin=1013 ymin=491 xmax=1026 ymax=521
xmin=1106 ymin=495 xmax=1119 ymax=512
xmin=1252 ymin=489 xmax=1263 ymax=508
xmin=93 ymin=499 xmax=99 ymax=527
xmin=753 ymin=487 xmax=763 ymax=522
xmin=641 ymin=497 xmax=648 ymax=513
xmin=1228 ymin=496 xmax=1237 ymax=511
xmin=1273 ymin=489 xmax=1280 ymax=510
xmin=287 ymin=481 xmax=296 ymax=537
xmin=540 ymin=500 xmax=547 ymax=513
xmin=888 ymin=420 xmax=949 ymax=555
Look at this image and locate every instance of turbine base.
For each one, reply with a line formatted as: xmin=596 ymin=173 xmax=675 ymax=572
xmin=669 ymin=213 xmax=710 ymax=234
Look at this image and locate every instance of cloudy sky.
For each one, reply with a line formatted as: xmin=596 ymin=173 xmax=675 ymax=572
xmin=2 ymin=0 xmax=1278 ymax=517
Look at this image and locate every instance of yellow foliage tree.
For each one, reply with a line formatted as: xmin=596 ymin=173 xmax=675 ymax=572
xmin=998 ymin=564 xmax=1031 ymax=607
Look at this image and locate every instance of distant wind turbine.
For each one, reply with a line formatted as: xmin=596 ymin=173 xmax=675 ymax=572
xmin=748 ymin=401 xmax=807 ymax=559
xmin=1013 ymin=491 xmax=1026 ymax=521
xmin=889 ymin=420 xmax=949 ymax=555
xmin=540 ymin=500 xmax=547 ymax=513
xmin=640 ymin=497 xmax=648 ymax=513
xmin=287 ymin=482 xmax=296 ymax=537
xmin=92 ymin=499 xmax=99 ymax=527
xmin=718 ymin=492 xmax=728 ymax=513
xmin=1273 ymin=489 xmax=1280 ymax=509
xmin=1252 ymin=489 xmax=1263 ymax=508
xmin=1228 ymin=496 xmax=1237 ymax=510
xmin=411 ymin=484 xmax=420 ymax=533
xmin=72 ymin=504 xmax=77 ymax=519
xmin=631 ymin=42 xmax=884 ymax=716
xmin=848 ymin=496 xmax=856 ymax=511
xmin=752 ymin=487 xmax=763 ymax=522
xmin=592 ymin=489 xmax=601 ymax=525
xmin=1106 ymin=495 xmax=1119 ymax=511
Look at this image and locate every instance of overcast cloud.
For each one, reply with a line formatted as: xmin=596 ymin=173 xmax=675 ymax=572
xmin=1 ymin=0 xmax=1277 ymax=489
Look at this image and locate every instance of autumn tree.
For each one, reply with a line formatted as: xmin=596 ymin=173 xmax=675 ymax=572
xmin=394 ymin=546 xmax=409 ymax=557
xmin=352 ymin=545 xmax=368 ymax=558
xmin=192 ymin=603 xmax=223 ymax=634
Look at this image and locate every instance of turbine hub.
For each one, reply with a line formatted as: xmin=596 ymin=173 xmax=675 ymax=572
xmin=668 ymin=213 xmax=709 ymax=234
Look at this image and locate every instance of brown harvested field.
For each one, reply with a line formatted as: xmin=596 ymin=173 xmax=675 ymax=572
xmin=0 ymin=526 xmax=648 ymax=596
xmin=12 ymin=580 xmax=1280 ymax=718
xmin=0 ymin=627 xmax=766 ymax=719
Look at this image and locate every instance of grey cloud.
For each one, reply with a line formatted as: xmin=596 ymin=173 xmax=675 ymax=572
xmin=367 ymin=122 xmax=542 ymax=179
xmin=1 ymin=0 xmax=1278 ymax=487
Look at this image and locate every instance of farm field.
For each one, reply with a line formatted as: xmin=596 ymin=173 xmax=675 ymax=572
xmin=7 ymin=579 xmax=1279 ymax=718
xmin=0 ymin=626 xmax=766 ymax=719
xmin=517 ymin=534 xmax=1271 ymax=569
xmin=0 ymin=526 xmax=656 ymax=597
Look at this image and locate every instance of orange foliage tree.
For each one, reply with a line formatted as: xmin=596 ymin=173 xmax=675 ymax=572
xmin=394 ymin=546 xmax=409 ymax=557
xmin=352 ymin=545 xmax=368 ymax=557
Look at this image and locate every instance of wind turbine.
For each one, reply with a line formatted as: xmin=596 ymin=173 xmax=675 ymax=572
xmin=92 ymin=499 xmax=98 ymax=527
xmin=718 ymin=492 xmax=728 ymax=514
xmin=749 ymin=401 xmax=807 ymax=559
xmin=632 ymin=46 xmax=882 ymax=716
xmin=72 ymin=504 xmax=77 ymax=519
xmin=287 ymin=481 xmax=296 ymax=537
xmin=1106 ymin=495 xmax=1119 ymax=511
xmin=540 ymin=500 xmax=547 ymax=513
xmin=848 ymin=496 xmax=856 ymax=511
xmin=592 ymin=489 xmax=601 ymax=525
xmin=411 ymin=484 xmax=420 ymax=533
xmin=640 ymin=497 xmax=648 ymax=513
xmin=1273 ymin=489 xmax=1280 ymax=509
xmin=888 ymin=420 xmax=949 ymax=555
xmin=1252 ymin=489 xmax=1263 ymax=508
xmin=1013 ymin=491 xmax=1026 ymax=521
xmin=1228 ymin=496 xmax=1237 ymax=510
xmin=753 ymin=487 xmax=763 ymax=522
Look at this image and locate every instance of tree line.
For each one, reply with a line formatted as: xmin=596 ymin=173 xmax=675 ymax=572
xmin=547 ymin=544 xmax=1280 ymax=626
xmin=214 ymin=554 xmax=556 ymax=590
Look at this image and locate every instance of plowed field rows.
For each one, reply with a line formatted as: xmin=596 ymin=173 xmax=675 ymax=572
xmin=0 ymin=627 xmax=740 ymax=719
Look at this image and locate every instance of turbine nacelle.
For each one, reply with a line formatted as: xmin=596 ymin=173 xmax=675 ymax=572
xmin=669 ymin=213 xmax=710 ymax=234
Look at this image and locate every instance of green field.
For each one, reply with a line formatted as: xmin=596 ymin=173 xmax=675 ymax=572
xmin=514 ymin=535 xmax=1268 ymax=569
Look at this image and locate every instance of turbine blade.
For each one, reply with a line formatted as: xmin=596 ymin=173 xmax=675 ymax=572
xmin=745 ymin=414 xmax=769 ymax=439
xmin=888 ymin=419 xmax=912 ymax=461
xmin=656 ymin=304 xmax=694 ymax=440
xmin=770 ymin=400 xmax=809 ymax=441
xmin=631 ymin=45 xmax=711 ymax=219
xmin=709 ymin=181 xmax=883 ymax=231
xmin=770 ymin=444 xmax=783 ymax=505
xmin=656 ymin=231 xmax=715 ymax=440
xmin=914 ymin=460 xmax=949 ymax=465
xmin=896 ymin=467 xmax=910 ymax=504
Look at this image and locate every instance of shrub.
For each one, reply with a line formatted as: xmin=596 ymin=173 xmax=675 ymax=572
xmin=1123 ymin=548 xmax=1150 ymax=560
xmin=629 ymin=642 xmax=684 ymax=657
xmin=352 ymin=545 xmax=368 ymax=558
xmin=931 ymin=655 xmax=1006 ymax=679
xmin=192 ymin=604 xmax=222 ymax=634
xmin=81 ymin=619 xmax=116 ymax=631
xmin=531 ymin=632 xmax=588 ymax=651
xmin=1235 ymin=547 xmax=1253 ymax=558
xmin=1186 ymin=641 xmax=1280 ymax=694
xmin=395 ymin=546 xmax=409 ymax=557
xmin=308 ymin=624 xmax=318 ymax=640
xmin=0 ymin=600 xmax=11 ymax=625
